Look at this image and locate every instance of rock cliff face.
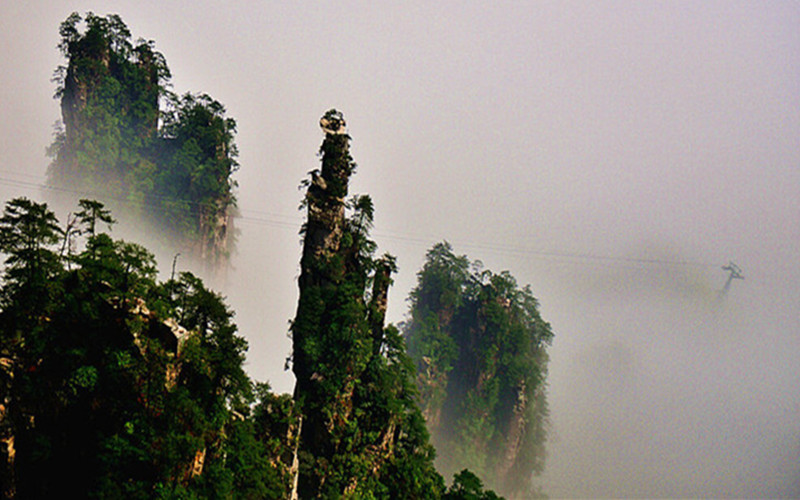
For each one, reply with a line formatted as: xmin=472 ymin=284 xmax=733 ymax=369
xmin=432 ymin=310 xmax=550 ymax=499
xmin=293 ymin=111 xmax=355 ymax=417
xmin=404 ymin=244 xmax=553 ymax=499
xmin=48 ymin=13 xmax=236 ymax=276
xmin=54 ymin=14 xmax=160 ymax=190
xmin=292 ymin=110 xmax=375 ymax=495
xmin=290 ymin=110 xmax=441 ymax=498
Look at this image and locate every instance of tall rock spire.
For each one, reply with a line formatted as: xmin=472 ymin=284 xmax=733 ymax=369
xmin=289 ymin=110 xmax=442 ymax=497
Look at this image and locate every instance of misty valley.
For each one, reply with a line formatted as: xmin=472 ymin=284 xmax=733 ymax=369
xmin=0 ymin=14 xmax=551 ymax=499
xmin=2 ymin=5 xmax=799 ymax=499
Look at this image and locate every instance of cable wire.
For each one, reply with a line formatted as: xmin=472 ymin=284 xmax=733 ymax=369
xmin=0 ymin=174 xmax=724 ymax=270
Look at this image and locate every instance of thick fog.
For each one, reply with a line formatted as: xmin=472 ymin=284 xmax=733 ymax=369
xmin=1 ymin=2 xmax=798 ymax=497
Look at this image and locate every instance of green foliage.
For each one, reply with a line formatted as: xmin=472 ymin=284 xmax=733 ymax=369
xmin=404 ymin=242 xmax=553 ymax=498
xmin=75 ymin=198 xmax=116 ymax=237
xmin=444 ymin=469 xmax=503 ymax=500
xmin=0 ymin=198 xmax=286 ymax=498
xmin=155 ymin=92 xmax=239 ymax=268
xmin=48 ymin=12 xmax=237 ymax=270
xmin=0 ymin=198 xmax=63 ymax=314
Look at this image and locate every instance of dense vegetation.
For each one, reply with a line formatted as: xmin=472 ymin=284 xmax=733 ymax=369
xmin=0 ymin=114 xmax=507 ymax=497
xmin=404 ymin=242 xmax=553 ymax=499
xmin=47 ymin=13 xmax=238 ymax=273
xmin=0 ymin=198 xmax=296 ymax=498
xmin=4 ymin=13 xmax=526 ymax=496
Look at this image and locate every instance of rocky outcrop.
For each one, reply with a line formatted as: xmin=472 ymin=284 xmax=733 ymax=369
xmin=56 ymin=18 xmax=159 ymax=186
xmin=293 ymin=110 xmax=354 ymax=410
xmin=49 ymin=13 xmax=236 ymax=276
xmin=404 ymin=245 xmax=553 ymax=499
xmin=290 ymin=110 xmax=435 ymax=497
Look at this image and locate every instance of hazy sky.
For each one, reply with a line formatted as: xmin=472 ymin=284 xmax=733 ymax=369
xmin=1 ymin=2 xmax=798 ymax=497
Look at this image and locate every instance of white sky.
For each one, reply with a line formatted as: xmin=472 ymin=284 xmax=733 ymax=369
xmin=1 ymin=2 xmax=799 ymax=497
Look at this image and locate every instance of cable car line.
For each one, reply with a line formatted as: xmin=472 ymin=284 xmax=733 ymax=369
xmin=0 ymin=174 xmax=731 ymax=272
